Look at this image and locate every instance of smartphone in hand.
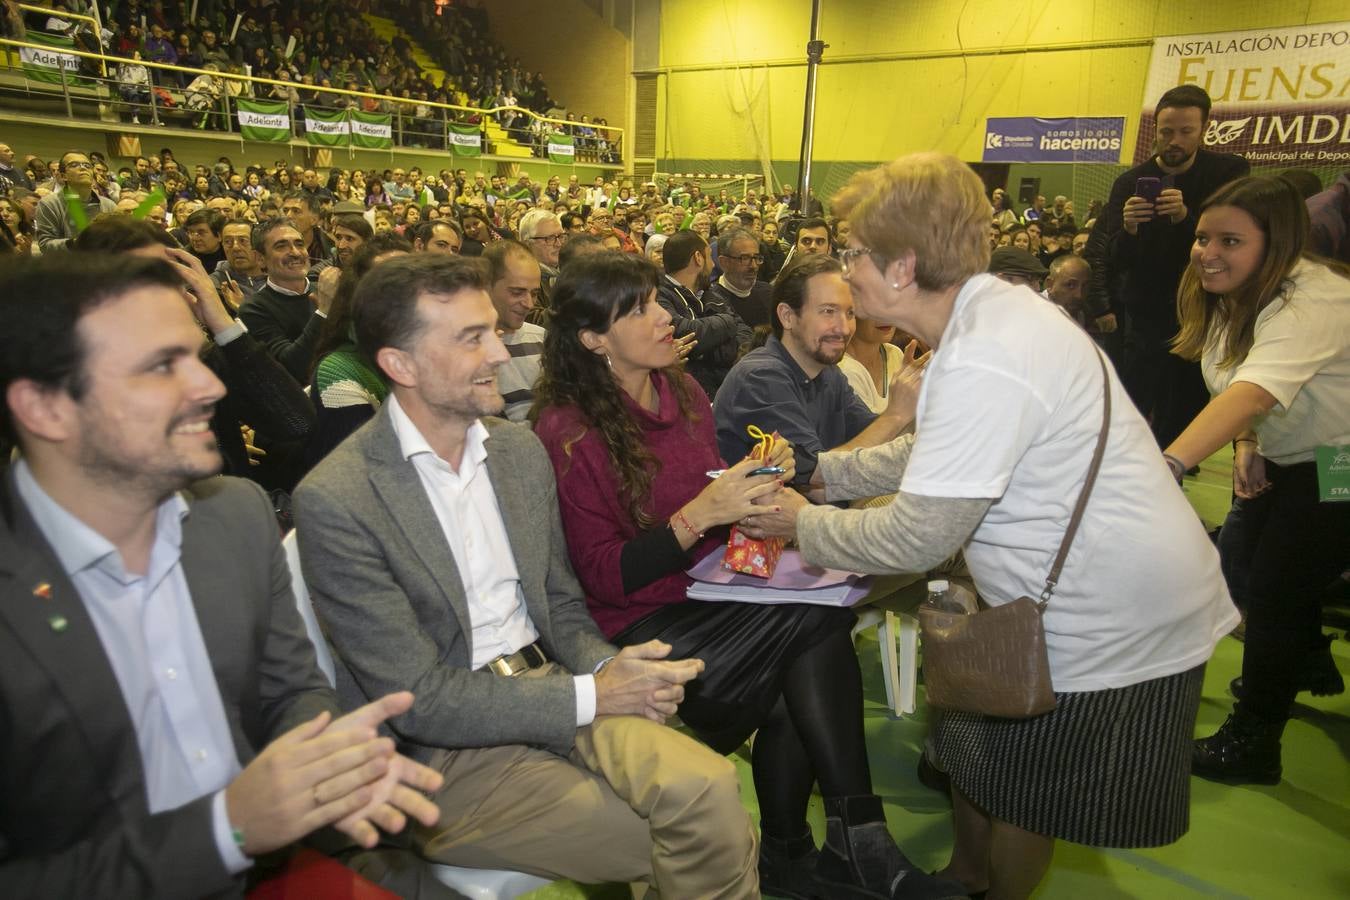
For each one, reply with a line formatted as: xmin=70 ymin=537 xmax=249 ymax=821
xmin=1134 ymin=176 xmax=1162 ymax=203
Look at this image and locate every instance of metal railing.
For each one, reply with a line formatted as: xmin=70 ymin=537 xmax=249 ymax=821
xmin=0 ymin=35 xmax=623 ymax=162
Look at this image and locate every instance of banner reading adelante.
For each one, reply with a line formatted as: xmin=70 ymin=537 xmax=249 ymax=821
xmin=1135 ymin=22 xmax=1350 ymax=167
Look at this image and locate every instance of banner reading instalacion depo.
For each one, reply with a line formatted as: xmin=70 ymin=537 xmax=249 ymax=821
xmin=1134 ymin=22 xmax=1350 ymax=167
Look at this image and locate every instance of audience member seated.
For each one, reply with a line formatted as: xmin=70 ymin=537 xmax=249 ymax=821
xmin=410 ymin=219 xmax=464 ymax=255
xmin=713 ymin=254 xmax=910 ymax=486
xmin=281 ymin=190 xmax=336 ymax=270
xmin=239 ymin=218 xmax=327 ymax=383
xmin=184 ymin=207 xmax=227 ymax=271
xmin=705 ymin=227 xmax=773 ymax=329
xmin=210 ymin=218 xmax=270 ymax=302
xmin=988 ymin=246 xmax=1047 ymax=289
xmin=656 ymin=230 xmax=751 ymax=398
xmin=483 ymin=240 xmax=544 ymax=422
xmin=1042 ymin=254 xmax=1092 ymax=330
xmin=793 ymin=217 xmax=831 ymax=257
xmin=519 ymin=208 xmax=565 ymax=323
xmin=0 ymin=253 xmax=445 ymax=898
xmin=839 ymin=318 xmax=910 ymax=415
xmin=292 ymin=254 xmax=760 ymax=897
xmin=332 ymin=212 xmax=374 ymax=268
xmin=306 ymin=232 xmax=412 ymax=470
xmin=35 ymin=150 xmax=117 ymax=252
xmin=71 ymin=216 xmax=315 ymax=479
xmin=530 ymin=251 xmax=967 ymax=900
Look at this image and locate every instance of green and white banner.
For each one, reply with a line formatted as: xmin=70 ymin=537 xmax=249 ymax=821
xmin=547 ymin=131 xmax=575 ymax=164
xmin=20 ymin=33 xmax=91 ymax=86
xmin=350 ymin=110 xmax=393 ymax=149
xmin=447 ymin=122 xmax=482 ymax=157
xmin=303 ymin=106 xmax=350 ymax=147
xmin=237 ymin=99 xmax=291 ymax=142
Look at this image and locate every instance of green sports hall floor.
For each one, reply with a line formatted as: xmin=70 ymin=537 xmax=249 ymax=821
xmin=526 ymin=448 xmax=1350 ymax=899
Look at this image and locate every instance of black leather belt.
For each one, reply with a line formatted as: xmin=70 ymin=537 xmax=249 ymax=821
xmin=481 ymin=642 xmax=548 ymax=677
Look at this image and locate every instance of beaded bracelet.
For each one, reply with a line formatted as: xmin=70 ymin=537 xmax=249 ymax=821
xmin=673 ymin=509 xmax=704 ymax=540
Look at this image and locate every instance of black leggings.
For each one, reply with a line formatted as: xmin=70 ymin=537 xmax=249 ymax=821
xmin=752 ymin=627 xmax=874 ymax=838
xmin=1233 ymin=460 xmax=1350 ymax=724
xmin=613 ymin=602 xmax=875 ymax=838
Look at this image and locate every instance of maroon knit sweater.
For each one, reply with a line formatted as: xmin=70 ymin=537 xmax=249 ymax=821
xmin=535 ymin=371 xmax=726 ymax=637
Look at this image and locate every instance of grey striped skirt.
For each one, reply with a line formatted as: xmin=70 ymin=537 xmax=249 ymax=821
xmin=932 ymin=663 xmax=1206 ymax=848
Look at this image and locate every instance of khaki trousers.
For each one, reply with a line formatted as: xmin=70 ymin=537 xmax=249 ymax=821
xmin=414 ymin=662 xmax=759 ymax=899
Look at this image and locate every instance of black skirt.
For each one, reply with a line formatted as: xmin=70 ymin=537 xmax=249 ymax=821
xmin=933 ymin=663 xmax=1206 ymax=848
xmin=614 ymin=600 xmax=856 ymax=754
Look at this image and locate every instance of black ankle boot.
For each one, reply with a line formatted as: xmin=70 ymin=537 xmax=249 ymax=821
xmin=759 ymin=826 xmax=822 ymax=900
xmin=1229 ymin=634 xmax=1345 ymax=700
xmin=815 ymin=796 xmax=969 ymax=899
xmin=1192 ymin=709 xmax=1284 ymax=785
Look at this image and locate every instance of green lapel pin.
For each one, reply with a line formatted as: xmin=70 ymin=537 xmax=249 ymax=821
xmin=49 ymin=614 xmax=68 ymax=633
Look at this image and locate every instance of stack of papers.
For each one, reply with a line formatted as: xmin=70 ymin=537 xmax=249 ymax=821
xmin=686 ymin=549 xmax=872 ymax=607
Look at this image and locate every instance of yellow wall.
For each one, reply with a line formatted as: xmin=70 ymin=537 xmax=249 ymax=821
xmin=657 ymin=0 xmax=1349 ymax=163
xmin=484 ymin=0 xmax=629 ymax=136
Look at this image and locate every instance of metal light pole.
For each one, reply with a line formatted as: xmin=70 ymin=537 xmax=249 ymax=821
xmin=795 ymin=0 xmax=826 ymax=212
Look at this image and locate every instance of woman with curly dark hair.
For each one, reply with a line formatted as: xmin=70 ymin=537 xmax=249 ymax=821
xmin=530 ymin=251 xmax=965 ymax=900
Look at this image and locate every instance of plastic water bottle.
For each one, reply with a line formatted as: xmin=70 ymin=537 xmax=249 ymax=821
xmin=924 ymin=579 xmax=976 ymax=615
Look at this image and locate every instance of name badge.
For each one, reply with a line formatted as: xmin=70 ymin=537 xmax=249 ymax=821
xmin=1314 ymin=445 xmax=1350 ymax=502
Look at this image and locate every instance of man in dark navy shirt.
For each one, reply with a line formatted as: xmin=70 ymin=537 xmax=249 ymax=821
xmin=713 ymin=254 xmax=911 ymax=484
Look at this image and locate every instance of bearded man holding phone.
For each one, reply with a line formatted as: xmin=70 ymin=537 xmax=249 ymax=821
xmin=1082 ymin=85 xmax=1249 ymax=447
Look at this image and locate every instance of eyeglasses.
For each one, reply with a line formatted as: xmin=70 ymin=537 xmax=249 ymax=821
xmin=723 ymin=254 xmax=764 ymax=265
xmin=63 ymin=160 xmax=93 ymax=170
xmin=838 ymin=246 xmax=875 ymax=277
xmin=530 ymin=233 xmax=565 ymax=245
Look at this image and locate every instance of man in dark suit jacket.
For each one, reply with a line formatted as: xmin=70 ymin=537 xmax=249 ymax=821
xmin=0 ymin=253 xmax=444 ymax=898
xmin=293 ymin=254 xmax=760 ymax=897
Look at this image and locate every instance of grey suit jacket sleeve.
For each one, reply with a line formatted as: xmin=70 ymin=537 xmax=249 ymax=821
xmin=294 ymin=443 xmax=611 ymax=758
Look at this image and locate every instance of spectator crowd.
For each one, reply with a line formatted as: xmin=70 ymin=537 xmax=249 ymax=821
xmin=8 ymin=0 xmax=617 ymax=155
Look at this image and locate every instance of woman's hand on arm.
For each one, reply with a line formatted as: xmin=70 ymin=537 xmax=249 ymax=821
xmin=1232 ymin=441 xmax=1271 ymax=499
xmin=738 ymin=487 xmax=810 ymax=543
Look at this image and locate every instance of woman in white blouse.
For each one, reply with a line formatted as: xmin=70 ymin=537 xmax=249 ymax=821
xmin=838 ymin=319 xmax=914 ymax=414
xmin=1164 ymin=174 xmax=1350 ymax=785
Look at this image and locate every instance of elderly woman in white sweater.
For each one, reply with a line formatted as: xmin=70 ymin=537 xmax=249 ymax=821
xmin=743 ymin=153 xmax=1238 ymax=900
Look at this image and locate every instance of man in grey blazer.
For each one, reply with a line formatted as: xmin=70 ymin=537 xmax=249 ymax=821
xmin=294 ymin=255 xmax=760 ymax=896
xmin=0 ymin=254 xmax=444 ymax=898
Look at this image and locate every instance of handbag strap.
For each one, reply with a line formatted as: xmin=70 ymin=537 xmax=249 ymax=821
xmin=1039 ymin=350 xmax=1112 ymax=608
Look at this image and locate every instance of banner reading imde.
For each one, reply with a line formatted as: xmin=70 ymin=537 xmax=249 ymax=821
xmin=1135 ymin=22 xmax=1350 ymax=167
xmin=982 ymin=117 xmax=1125 ymax=163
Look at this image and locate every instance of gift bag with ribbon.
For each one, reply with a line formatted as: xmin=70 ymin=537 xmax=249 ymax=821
xmin=722 ymin=425 xmax=786 ymax=577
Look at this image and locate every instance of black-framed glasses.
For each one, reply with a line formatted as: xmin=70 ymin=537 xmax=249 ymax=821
xmin=838 ymin=246 xmax=874 ymax=277
xmin=530 ymin=233 xmax=565 ymax=245
xmin=723 ymin=254 xmax=764 ymax=265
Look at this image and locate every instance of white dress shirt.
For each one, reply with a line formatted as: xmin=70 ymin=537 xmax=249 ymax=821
xmin=387 ymin=396 xmax=597 ymax=725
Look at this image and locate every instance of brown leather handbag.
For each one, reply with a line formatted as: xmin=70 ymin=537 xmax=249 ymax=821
xmin=920 ymin=351 xmax=1112 ymax=719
